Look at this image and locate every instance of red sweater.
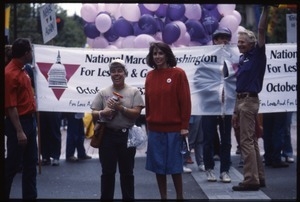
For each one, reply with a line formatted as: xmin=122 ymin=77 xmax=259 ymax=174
xmin=145 ymin=67 xmax=191 ymax=132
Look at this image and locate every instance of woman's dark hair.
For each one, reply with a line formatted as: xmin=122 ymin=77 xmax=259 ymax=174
xmin=146 ymin=42 xmax=177 ymax=69
xmin=12 ymin=38 xmax=32 ymax=58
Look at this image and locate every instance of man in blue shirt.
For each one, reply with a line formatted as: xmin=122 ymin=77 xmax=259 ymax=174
xmin=232 ymin=5 xmax=269 ymax=191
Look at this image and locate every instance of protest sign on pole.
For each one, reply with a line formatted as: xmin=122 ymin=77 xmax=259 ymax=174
xmin=39 ymin=4 xmax=57 ymax=44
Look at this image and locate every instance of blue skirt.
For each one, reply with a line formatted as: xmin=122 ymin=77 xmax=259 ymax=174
xmin=145 ymin=130 xmax=183 ymax=174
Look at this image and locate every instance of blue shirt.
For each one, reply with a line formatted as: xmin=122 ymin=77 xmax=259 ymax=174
xmin=236 ymin=44 xmax=266 ymax=93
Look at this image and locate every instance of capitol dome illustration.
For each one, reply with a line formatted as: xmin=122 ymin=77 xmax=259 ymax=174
xmin=48 ymin=51 xmax=68 ymax=88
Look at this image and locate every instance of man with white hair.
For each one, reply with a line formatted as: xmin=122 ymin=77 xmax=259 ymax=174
xmin=232 ymin=5 xmax=269 ymax=191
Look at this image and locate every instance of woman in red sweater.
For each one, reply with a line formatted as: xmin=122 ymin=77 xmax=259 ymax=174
xmin=145 ymin=42 xmax=191 ymax=200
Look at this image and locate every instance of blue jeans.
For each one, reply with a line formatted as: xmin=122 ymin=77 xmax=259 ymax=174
xmin=202 ymin=115 xmax=232 ymax=173
xmin=186 ymin=115 xmax=203 ymax=166
xmin=263 ymin=112 xmax=290 ymax=164
xmin=99 ymin=128 xmax=136 ymax=200
xmin=5 ymin=115 xmax=38 ymax=199
xmin=282 ymin=112 xmax=293 ymax=158
xmin=66 ymin=113 xmax=87 ymax=158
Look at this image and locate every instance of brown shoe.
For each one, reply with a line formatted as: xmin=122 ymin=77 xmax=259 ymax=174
xmin=232 ymin=183 xmax=260 ymax=191
xmin=185 ymin=156 xmax=194 ymax=164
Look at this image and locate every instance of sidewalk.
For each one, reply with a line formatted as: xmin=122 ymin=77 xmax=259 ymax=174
xmin=9 ymin=113 xmax=298 ymax=200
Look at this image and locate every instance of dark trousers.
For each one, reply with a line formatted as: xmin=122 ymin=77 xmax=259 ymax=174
xmin=99 ymin=128 xmax=136 ymax=200
xmin=39 ymin=112 xmax=62 ymax=160
xmin=66 ymin=113 xmax=86 ymax=158
xmin=202 ymin=115 xmax=232 ymax=173
xmin=263 ymin=112 xmax=289 ymax=164
xmin=5 ymin=115 xmax=38 ymax=200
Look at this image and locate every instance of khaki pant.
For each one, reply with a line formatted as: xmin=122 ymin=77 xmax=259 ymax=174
xmin=234 ymin=96 xmax=265 ymax=185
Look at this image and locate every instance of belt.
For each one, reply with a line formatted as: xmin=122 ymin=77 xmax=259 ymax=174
xmin=19 ymin=113 xmax=34 ymax=119
xmin=237 ymin=92 xmax=258 ymax=99
xmin=106 ymin=127 xmax=128 ymax=133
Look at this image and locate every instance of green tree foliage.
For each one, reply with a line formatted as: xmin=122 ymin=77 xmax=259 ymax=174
xmin=7 ymin=3 xmax=86 ymax=47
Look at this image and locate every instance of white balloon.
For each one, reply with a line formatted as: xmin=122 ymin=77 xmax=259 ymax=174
xmin=134 ymin=34 xmax=156 ymax=48
xmin=80 ymin=4 xmax=98 ymax=22
xmin=173 ymin=32 xmax=191 ymax=47
xmin=106 ymin=45 xmax=118 ymax=49
xmin=122 ymin=36 xmax=136 ymax=48
xmin=143 ymin=4 xmax=160 ymax=12
xmin=184 ymin=4 xmax=202 ymax=20
xmin=219 ymin=15 xmax=239 ymax=33
xmin=93 ymin=36 xmax=109 ymax=48
xmin=120 ymin=4 xmax=141 ymax=22
xmin=105 ymin=3 xmax=120 ymax=15
xmin=97 ymin=3 xmax=106 ymax=13
xmin=217 ymin=4 xmax=236 ymax=16
xmin=95 ymin=13 xmax=112 ymax=33
xmin=111 ymin=37 xmax=124 ymax=48
xmin=231 ymin=10 xmax=242 ymax=25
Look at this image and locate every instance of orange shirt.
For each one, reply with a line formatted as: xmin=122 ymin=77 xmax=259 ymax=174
xmin=5 ymin=59 xmax=36 ymax=116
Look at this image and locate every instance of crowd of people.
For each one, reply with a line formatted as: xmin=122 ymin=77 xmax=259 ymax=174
xmin=4 ymin=5 xmax=296 ymax=201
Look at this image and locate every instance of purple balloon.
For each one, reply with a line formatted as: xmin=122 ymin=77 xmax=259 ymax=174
xmin=155 ymin=4 xmax=168 ymax=18
xmin=155 ymin=18 xmax=164 ymax=32
xmin=202 ymin=4 xmax=217 ymax=10
xmin=196 ymin=34 xmax=211 ymax=45
xmin=138 ymin=4 xmax=154 ymax=16
xmin=167 ymin=4 xmax=186 ymax=21
xmin=103 ymin=27 xmax=119 ymax=42
xmin=185 ymin=19 xmax=206 ymax=40
xmin=138 ymin=14 xmax=157 ymax=35
xmin=112 ymin=17 xmax=134 ymax=37
xmin=179 ymin=15 xmax=188 ymax=23
xmin=201 ymin=16 xmax=219 ymax=35
xmin=133 ymin=22 xmax=143 ymax=36
xmin=201 ymin=7 xmax=222 ymax=22
xmin=209 ymin=7 xmax=223 ymax=21
xmin=162 ymin=22 xmax=180 ymax=44
xmin=84 ymin=23 xmax=100 ymax=39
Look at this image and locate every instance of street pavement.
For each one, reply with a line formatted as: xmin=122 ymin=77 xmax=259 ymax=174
xmin=9 ymin=113 xmax=298 ymax=200
xmin=9 ymin=154 xmax=298 ymax=200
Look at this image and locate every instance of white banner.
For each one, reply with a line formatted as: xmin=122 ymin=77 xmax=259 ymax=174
xmin=39 ymin=4 xmax=57 ymax=44
xmin=33 ymin=43 xmax=297 ymax=114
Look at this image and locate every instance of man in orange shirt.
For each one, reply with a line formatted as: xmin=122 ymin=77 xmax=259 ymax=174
xmin=4 ymin=38 xmax=37 ymax=199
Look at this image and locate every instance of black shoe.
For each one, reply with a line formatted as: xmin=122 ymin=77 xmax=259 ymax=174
xmin=264 ymin=162 xmax=272 ymax=166
xmin=272 ymin=161 xmax=289 ymax=168
xmin=232 ymin=183 xmax=260 ymax=191
xmin=66 ymin=156 xmax=79 ymax=162
xmin=78 ymin=155 xmax=92 ymax=160
xmin=41 ymin=159 xmax=51 ymax=166
xmin=259 ymin=179 xmax=266 ymax=187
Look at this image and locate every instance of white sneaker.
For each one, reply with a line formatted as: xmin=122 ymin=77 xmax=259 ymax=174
xmin=183 ymin=166 xmax=192 ymax=173
xmin=206 ymin=169 xmax=217 ymax=182
xmin=52 ymin=159 xmax=60 ymax=166
xmin=220 ymin=172 xmax=231 ymax=183
xmin=198 ymin=164 xmax=205 ymax=172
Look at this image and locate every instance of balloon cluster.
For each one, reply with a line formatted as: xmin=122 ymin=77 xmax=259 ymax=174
xmin=80 ymin=3 xmax=245 ymax=49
